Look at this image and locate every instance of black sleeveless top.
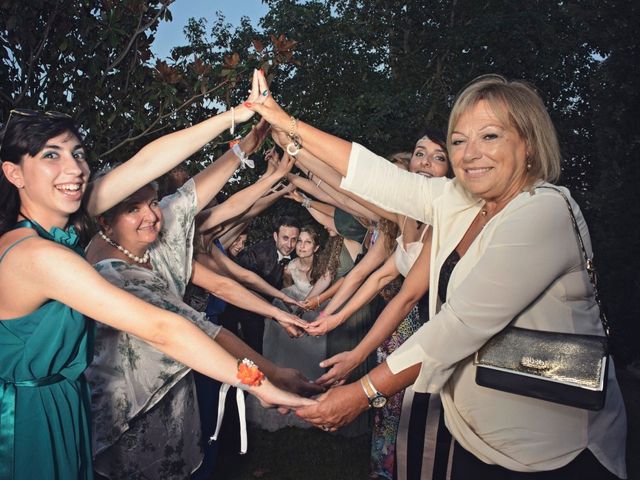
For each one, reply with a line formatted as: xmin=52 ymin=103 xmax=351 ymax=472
xmin=438 ymin=250 xmax=461 ymax=305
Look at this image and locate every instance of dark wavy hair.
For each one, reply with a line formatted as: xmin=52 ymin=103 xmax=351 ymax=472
xmin=311 ymin=231 xmax=343 ymax=285
xmin=0 ymin=112 xmax=91 ymax=240
xmin=416 ymin=127 xmax=453 ymax=178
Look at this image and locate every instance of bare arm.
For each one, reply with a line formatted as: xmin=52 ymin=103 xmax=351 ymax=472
xmin=315 ymin=235 xmax=431 ymax=386
xmin=321 ymin=237 xmax=391 ymax=316
xmin=192 ymin=118 xmax=272 ymax=213
xmin=3 ymin=238 xmax=312 ymax=409
xmin=289 ymin=173 xmax=377 ymax=222
xmin=86 ymin=70 xmax=267 ymax=216
xmin=196 ymin=251 xmax=298 ymax=306
xmin=303 ymin=271 xmax=333 ymax=303
xmin=306 ymin=253 xmax=399 ymax=336
xmin=214 ymin=328 xmax=324 ymax=396
xmin=191 ymin=260 xmax=306 ymax=337
xmin=197 ymin=151 xmax=293 ymax=231
xmin=248 ymin=85 xmax=352 ymax=176
xmin=218 ymin=222 xmax=248 ymax=250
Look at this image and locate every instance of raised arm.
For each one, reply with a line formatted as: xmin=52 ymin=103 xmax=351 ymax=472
xmin=314 ymin=235 xmax=431 ymax=386
xmin=289 ymin=173 xmax=378 ymax=222
xmin=246 ymin=73 xmax=352 ymax=176
xmin=86 ymin=69 xmax=267 ymax=216
xmin=318 ymin=237 xmax=391 ymax=318
xmin=306 ymin=252 xmax=400 ymax=337
xmin=296 ymin=153 xmax=400 ymax=223
xmin=191 ymin=118 xmax=272 ymax=213
xmin=197 ymin=150 xmax=294 ymax=231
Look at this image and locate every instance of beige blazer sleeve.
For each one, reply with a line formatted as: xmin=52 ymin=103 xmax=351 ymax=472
xmin=387 ymin=190 xmax=593 ymax=392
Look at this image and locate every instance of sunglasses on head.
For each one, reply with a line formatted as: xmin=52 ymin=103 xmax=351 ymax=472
xmin=1 ymin=108 xmax=73 ymax=159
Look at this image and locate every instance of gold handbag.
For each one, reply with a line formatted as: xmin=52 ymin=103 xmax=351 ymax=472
xmin=474 ymin=187 xmax=610 ymax=411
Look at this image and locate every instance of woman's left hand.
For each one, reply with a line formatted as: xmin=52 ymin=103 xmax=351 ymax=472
xmin=305 ymin=312 xmax=344 ymax=336
xmin=314 ymin=350 xmax=358 ymax=388
xmin=273 ymin=310 xmax=308 ymax=338
xmin=296 ymin=382 xmax=368 ymax=430
xmin=273 ymin=151 xmax=295 ymax=178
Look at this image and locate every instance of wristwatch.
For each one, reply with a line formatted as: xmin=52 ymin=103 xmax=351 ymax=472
xmin=360 ymin=374 xmax=387 ymax=409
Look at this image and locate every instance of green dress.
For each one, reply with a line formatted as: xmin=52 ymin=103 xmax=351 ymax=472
xmin=0 ymin=224 xmax=94 ymax=480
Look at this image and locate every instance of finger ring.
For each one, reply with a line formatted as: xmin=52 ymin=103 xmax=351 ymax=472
xmin=333 ymin=380 xmax=340 ymax=386
xmin=261 ymin=89 xmax=269 ymax=96
xmin=321 ymin=425 xmax=330 ymax=432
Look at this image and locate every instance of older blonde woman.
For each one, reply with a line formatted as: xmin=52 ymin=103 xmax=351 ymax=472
xmin=247 ymin=73 xmax=627 ymax=479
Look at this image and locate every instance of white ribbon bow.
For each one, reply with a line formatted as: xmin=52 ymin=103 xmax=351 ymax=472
xmin=232 ymin=144 xmax=255 ymax=169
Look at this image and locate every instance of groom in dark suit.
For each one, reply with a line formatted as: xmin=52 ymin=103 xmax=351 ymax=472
xmin=222 ymin=215 xmax=300 ymax=353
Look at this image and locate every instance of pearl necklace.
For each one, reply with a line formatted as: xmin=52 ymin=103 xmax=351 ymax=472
xmin=98 ymin=230 xmax=150 ymax=264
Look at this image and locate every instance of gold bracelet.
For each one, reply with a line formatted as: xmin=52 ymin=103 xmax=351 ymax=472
xmin=288 ymin=116 xmax=302 ymax=152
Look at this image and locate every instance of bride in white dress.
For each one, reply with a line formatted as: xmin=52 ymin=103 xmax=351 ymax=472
xmin=249 ymin=225 xmax=336 ymax=431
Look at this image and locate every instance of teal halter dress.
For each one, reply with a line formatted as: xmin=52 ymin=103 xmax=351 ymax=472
xmin=0 ymin=220 xmax=94 ymax=479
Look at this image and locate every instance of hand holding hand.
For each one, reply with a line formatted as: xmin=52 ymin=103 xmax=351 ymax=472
xmin=305 ymin=312 xmax=344 ymax=336
xmin=273 ymin=310 xmax=307 ymax=338
xmin=315 ymin=350 xmax=359 ymax=388
xmin=281 ymin=294 xmax=304 ymax=308
xmin=244 ymin=70 xmax=291 ymax=132
xmin=296 ymin=382 xmax=368 ymax=431
xmin=251 ymin=379 xmax=318 ymax=410
xmin=234 ymin=69 xmax=271 ymax=124
xmin=271 ymin=367 xmax=326 ymax=397
xmin=273 ymin=152 xmax=295 ymax=178
xmin=284 ymin=189 xmax=305 ymax=203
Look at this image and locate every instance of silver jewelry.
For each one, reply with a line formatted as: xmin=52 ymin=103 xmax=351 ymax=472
xmin=230 ymin=106 xmax=235 ymax=135
xmin=286 ymin=142 xmax=300 ymax=157
xmin=321 ymin=425 xmax=330 ymax=432
xmin=99 ymin=230 xmax=150 ymax=264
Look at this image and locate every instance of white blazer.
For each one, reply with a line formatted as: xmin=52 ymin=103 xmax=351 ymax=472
xmin=341 ymin=142 xmax=627 ymax=477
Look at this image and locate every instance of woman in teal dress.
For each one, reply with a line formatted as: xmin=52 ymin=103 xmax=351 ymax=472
xmin=0 ymin=71 xmax=313 ymax=480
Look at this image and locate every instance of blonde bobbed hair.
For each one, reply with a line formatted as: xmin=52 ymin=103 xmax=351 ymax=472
xmin=447 ymin=74 xmax=561 ymax=183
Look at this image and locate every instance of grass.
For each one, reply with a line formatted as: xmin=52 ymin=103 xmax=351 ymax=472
xmin=215 ymin=426 xmax=370 ymax=480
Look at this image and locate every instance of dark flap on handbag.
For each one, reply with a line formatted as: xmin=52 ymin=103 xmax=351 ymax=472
xmin=474 ymin=327 xmax=608 ymax=391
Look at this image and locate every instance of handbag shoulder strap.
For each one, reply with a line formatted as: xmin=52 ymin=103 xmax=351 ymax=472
xmin=536 ymin=185 xmax=610 ymax=336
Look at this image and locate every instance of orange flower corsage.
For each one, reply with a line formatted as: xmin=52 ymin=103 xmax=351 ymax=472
xmin=236 ymin=358 xmax=265 ymax=387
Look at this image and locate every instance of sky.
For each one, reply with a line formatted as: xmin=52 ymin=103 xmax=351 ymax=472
xmin=153 ymin=0 xmax=270 ymax=58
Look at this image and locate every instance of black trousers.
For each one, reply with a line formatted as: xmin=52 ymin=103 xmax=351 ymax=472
xmin=450 ymin=442 xmax=621 ymax=480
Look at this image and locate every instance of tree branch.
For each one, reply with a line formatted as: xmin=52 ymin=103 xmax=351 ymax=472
xmin=15 ymin=4 xmax=60 ymax=105
xmin=100 ymin=1 xmax=173 ymax=83
xmin=97 ymin=79 xmax=229 ymax=158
